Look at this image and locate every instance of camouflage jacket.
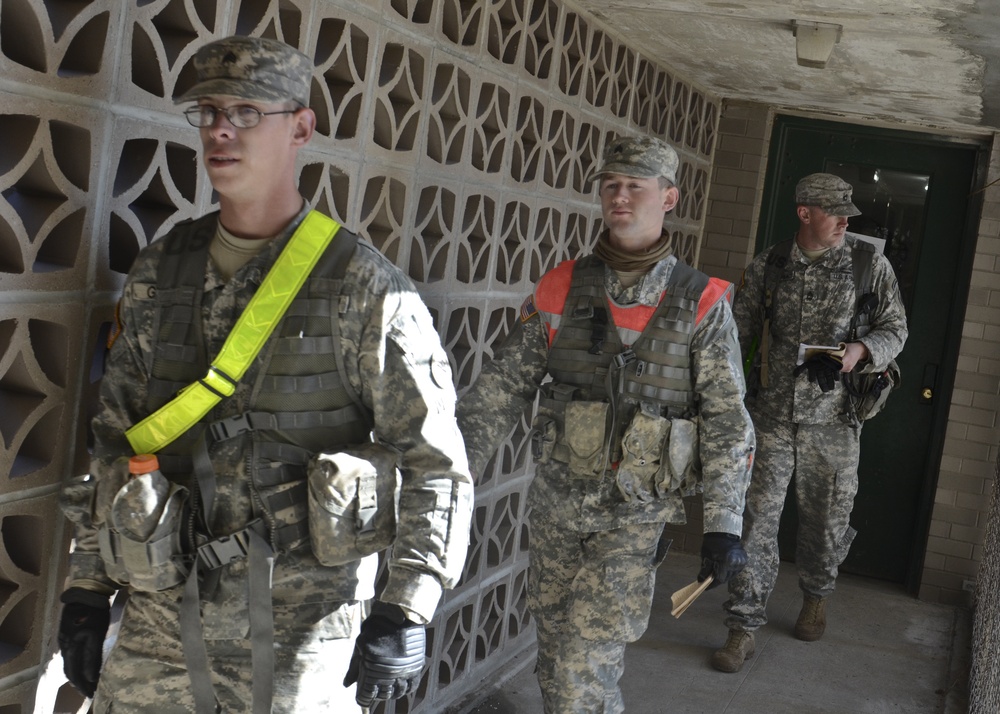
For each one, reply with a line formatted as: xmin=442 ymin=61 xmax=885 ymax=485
xmin=66 ymin=203 xmax=473 ymax=625
xmin=733 ymin=235 xmax=908 ymax=425
xmin=458 ymin=251 xmax=754 ymax=536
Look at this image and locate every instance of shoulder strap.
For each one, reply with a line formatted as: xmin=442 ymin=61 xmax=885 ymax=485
xmin=667 ymin=260 xmax=711 ymax=295
xmin=557 ymin=256 xmax=607 ymax=355
xmin=317 ymin=229 xmax=368 ymax=414
xmin=126 ymin=211 xmax=343 ymax=454
xmin=157 ymin=213 xmax=218 ymax=291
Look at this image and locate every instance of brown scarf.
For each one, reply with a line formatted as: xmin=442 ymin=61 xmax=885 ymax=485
xmin=593 ymin=230 xmax=673 ymax=273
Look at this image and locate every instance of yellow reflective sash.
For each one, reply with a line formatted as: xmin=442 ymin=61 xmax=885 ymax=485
xmin=126 ymin=211 xmax=341 ymax=454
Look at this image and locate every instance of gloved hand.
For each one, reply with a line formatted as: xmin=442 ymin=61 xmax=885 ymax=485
xmin=698 ymin=532 xmax=748 ymax=589
xmin=58 ymin=587 xmax=112 ymax=698
xmin=344 ymin=601 xmax=426 ymax=707
xmin=793 ymin=353 xmax=843 ymax=392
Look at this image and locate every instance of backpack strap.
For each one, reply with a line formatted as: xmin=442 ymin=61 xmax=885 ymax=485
xmin=759 ymin=239 xmax=794 ymax=388
xmin=848 ymin=238 xmax=877 ymax=339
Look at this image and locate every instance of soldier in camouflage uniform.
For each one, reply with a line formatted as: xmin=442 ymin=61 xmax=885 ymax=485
xmin=458 ymin=136 xmax=755 ymax=713
xmin=57 ymin=36 xmax=473 ymax=713
xmin=712 ymin=173 xmax=908 ymax=673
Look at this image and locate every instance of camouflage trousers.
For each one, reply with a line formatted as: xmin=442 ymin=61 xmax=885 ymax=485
xmin=92 ymin=591 xmax=363 ymax=713
xmin=724 ymin=413 xmax=860 ymax=632
xmin=527 ymin=514 xmax=668 ymax=714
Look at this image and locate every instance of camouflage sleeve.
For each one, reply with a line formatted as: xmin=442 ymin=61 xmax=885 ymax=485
xmin=857 ymin=252 xmax=908 ymax=372
xmin=732 ymin=255 xmax=766 ymax=361
xmin=691 ymin=297 xmax=755 ymax=536
xmin=345 ymin=249 xmax=474 ymax=623
xmin=63 ymin=243 xmax=166 ymax=591
xmin=455 ymin=310 xmax=550 ymax=477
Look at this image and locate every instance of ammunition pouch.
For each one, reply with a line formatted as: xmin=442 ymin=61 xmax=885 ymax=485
xmin=533 ymin=383 xmax=703 ymax=499
xmin=616 ymin=410 xmax=702 ymax=502
xmin=533 ymin=385 xmax=611 ymax=478
xmin=617 ymin=409 xmax=669 ymax=502
xmin=98 ymin=471 xmax=191 ymax=592
xmin=307 ymin=442 xmax=400 ymax=566
xmin=564 ymin=401 xmax=611 ymax=477
xmin=531 ymin=383 xmax=575 ymax=466
xmin=665 ymin=417 xmax=702 ymax=497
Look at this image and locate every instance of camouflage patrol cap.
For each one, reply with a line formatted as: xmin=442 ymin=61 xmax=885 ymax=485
xmin=794 ymin=173 xmax=862 ymax=217
xmin=589 ymin=135 xmax=679 ymax=184
xmin=173 ymin=35 xmax=312 ymax=106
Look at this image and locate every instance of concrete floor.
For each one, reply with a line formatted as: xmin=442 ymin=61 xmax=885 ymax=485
xmin=452 ymin=552 xmax=971 ymax=714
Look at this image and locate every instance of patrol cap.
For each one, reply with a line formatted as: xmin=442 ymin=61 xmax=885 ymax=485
xmin=589 ymin=135 xmax=679 ymax=184
xmin=173 ymin=35 xmax=313 ymax=106
xmin=794 ymin=173 xmax=862 ymax=217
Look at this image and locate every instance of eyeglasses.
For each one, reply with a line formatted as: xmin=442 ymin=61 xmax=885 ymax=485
xmin=184 ymin=104 xmax=298 ymax=129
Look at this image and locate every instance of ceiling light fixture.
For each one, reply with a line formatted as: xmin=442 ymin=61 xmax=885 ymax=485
xmin=791 ymin=20 xmax=843 ymax=69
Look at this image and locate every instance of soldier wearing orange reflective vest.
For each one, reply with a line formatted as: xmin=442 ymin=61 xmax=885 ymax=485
xmin=458 ymin=136 xmax=755 ymax=713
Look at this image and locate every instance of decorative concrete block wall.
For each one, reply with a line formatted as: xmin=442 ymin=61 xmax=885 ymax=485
xmin=0 ymin=0 xmax=720 ymax=711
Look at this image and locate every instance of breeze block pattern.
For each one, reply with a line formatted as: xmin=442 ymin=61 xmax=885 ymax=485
xmin=0 ymin=0 xmax=719 ymax=710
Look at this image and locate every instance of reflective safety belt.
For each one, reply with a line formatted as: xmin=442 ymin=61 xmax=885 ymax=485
xmin=125 ymin=210 xmax=342 ymax=454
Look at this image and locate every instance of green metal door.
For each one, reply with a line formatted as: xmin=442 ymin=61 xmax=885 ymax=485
xmin=758 ymin=115 xmax=987 ymax=590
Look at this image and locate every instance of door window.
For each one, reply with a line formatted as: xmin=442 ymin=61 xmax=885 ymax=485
xmin=828 ymin=162 xmax=929 ymax=314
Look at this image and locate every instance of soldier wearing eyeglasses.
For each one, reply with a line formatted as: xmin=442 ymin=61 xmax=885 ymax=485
xmin=57 ymin=35 xmax=473 ymax=714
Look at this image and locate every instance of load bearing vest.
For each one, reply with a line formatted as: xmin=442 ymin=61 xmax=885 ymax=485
xmin=544 ymin=256 xmax=713 ymax=416
xmin=536 ymin=256 xmax=728 ymax=484
xmin=125 ymin=210 xmax=342 ymax=455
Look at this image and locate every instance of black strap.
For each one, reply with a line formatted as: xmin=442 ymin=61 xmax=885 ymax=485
xmin=588 ymin=306 xmax=608 ymax=355
xmin=208 ymin=406 xmax=366 ymax=442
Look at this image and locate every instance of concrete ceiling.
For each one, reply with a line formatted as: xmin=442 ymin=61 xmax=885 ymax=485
xmin=570 ymin=0 xmax=1000 ymax=136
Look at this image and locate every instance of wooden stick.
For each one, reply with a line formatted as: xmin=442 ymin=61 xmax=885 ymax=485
xmin=670 ymin=575 xmax=714 ymax=618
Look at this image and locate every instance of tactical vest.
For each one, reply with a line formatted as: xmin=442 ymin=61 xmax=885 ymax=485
xmin=536 ymin=256 xmax=711 ymax=470
xmin=146 ymin=212 xmax=371 ymax=555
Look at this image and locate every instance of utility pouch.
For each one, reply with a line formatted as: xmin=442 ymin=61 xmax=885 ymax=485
xmin=656 ymin=417 xmax=702 ymax=497
xmin=307 ymin=443 xmax=400 ymax=566
xmin=563 ymin=401 xmax=610 ymax=478
xmin=616 ymin=410 xmax=670 ymax=502
xmin=99 ymin=472 xmax=190 ymax=592
xmin=846 ymin=359 xmax=900 ymax=421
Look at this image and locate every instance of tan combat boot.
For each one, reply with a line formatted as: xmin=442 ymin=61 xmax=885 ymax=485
xmin=794 ymin=594 xmax=827 ymax=641
xmin=710 ymin=630 xmax=755 ymax=673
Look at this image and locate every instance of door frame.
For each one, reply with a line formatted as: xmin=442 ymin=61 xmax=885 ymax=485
xmin=756 ymin=114 xmax=990 ymax=593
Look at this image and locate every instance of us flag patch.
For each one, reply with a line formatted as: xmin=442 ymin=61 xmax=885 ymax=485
xmin=519 ymin=296 xmax=538 ymax=322
xmin=107 ymin=300 xmax=124 ymax=349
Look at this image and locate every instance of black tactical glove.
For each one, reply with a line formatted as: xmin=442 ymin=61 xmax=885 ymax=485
xmin=58 ymin=587 xmax=112 ymax=698
xmin=698 ymin=532 xmax=748 ymax=589
xmin=793 ymin=353 xmax=843 ymax=392
xmin=344 ymin=601 xmax=426 ymax=707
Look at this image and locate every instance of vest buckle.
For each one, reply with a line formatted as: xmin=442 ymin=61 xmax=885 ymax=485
xmin=209 ymin=412 xmax=254 ymax=441
xmin=196 ymin=519 xmax=267 ymax=569
xmin=613 ymin=349 xmax=636 ymax=369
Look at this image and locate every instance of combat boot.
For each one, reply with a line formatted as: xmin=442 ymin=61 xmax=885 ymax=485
xmin=794 ymin=594 xmax=827 ymax=641
xmin=710 ymin=629 xmax=754 ymax=673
